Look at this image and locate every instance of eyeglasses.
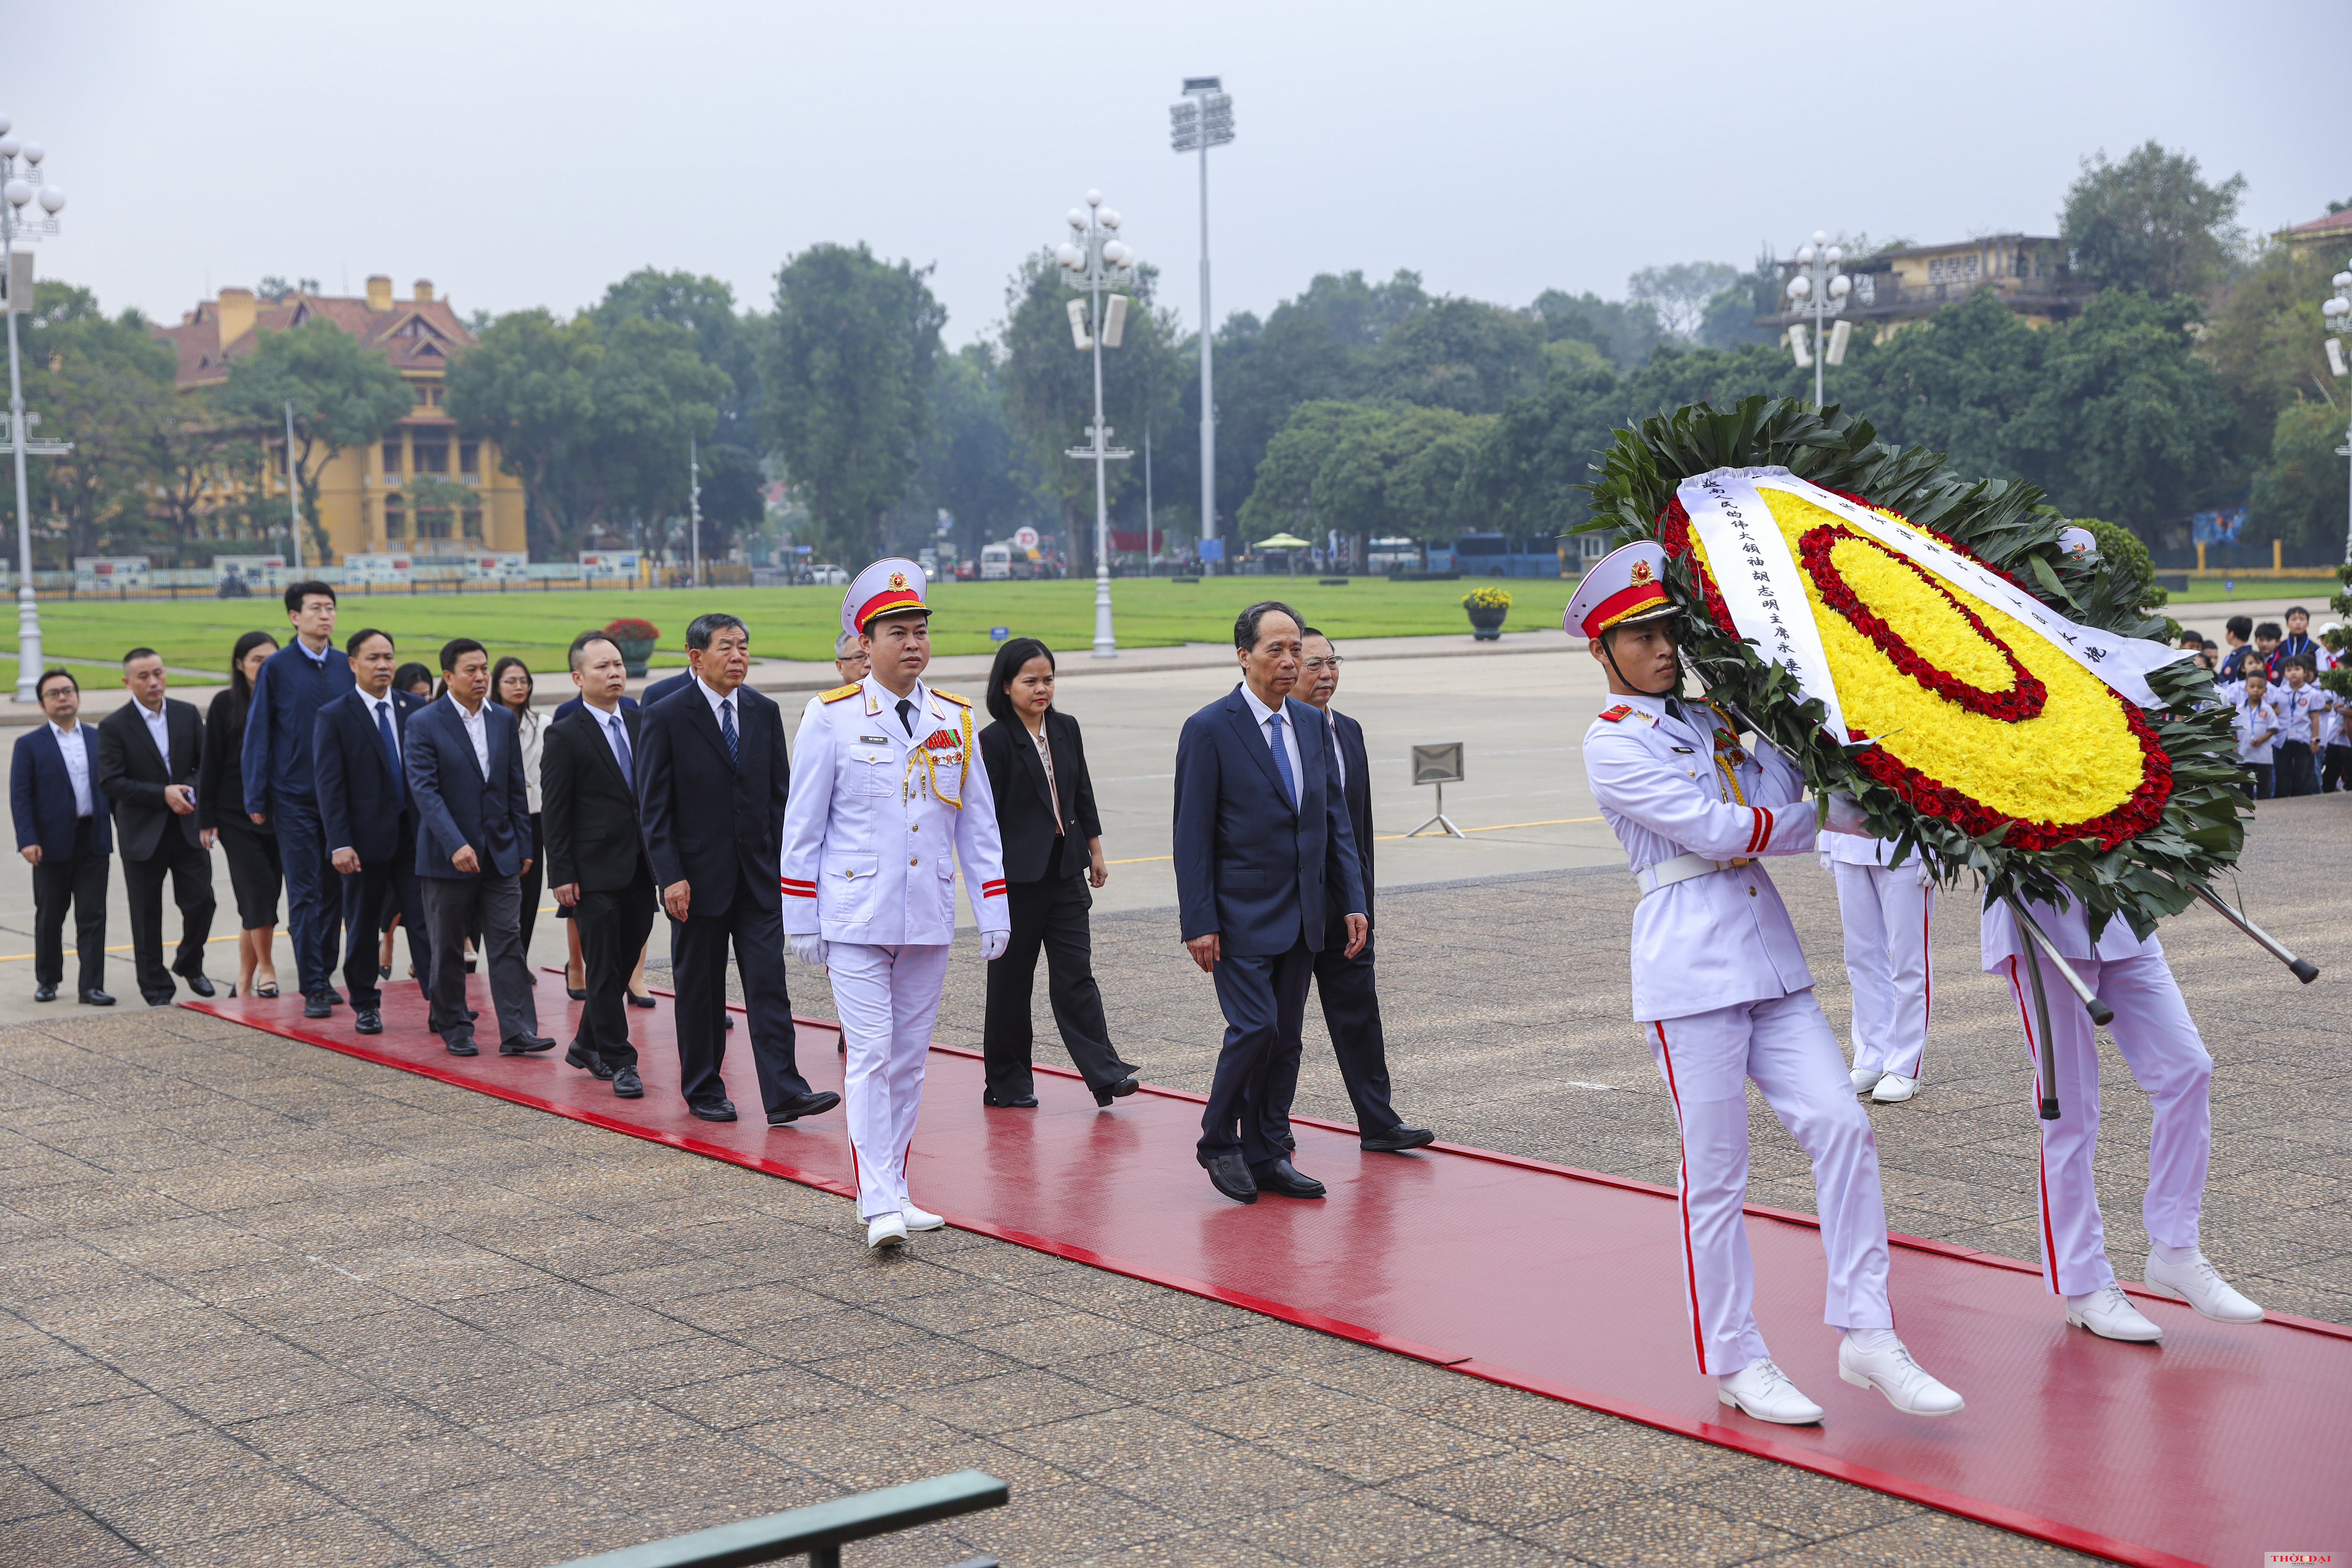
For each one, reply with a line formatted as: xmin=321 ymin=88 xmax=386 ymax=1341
xmin=1301 ymin=656 xmax=1345 ymax=672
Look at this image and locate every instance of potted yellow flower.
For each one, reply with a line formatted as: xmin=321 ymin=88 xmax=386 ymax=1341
xmin=1462 ymin=586 xmax=1511 ymax=640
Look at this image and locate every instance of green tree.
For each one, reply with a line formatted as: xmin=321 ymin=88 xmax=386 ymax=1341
xmin=580 ymin=314 xmax=730 ymax=548
xmin=21 ymin=283 xmax=180 ymax=560
xmin=1239 ymin=400 xmax=1491 ymax=543
xmin=1360 ymin=296 xmax=1547 ymax=413
xmin=2061 ymin=140 xmax=2247 ymax=299
xmin=905 ymin=342 xmax=1032 ymax=562
xmin=215 ymin=317 xmax=412 ymax=564
xmin=1628 ymin=261 xmax=1740 ymax=341
xmin=592 ymin=268 xmax=762 ymax=440
xmin=1455 ymin=341 xmax=1622 ymax=538
xmin=2249 ymin=400 xmax=2350 ymax=552
xmin=446 ymin=308 xmax=600 ymax=554
xmin=2201 ymin=241 xmax=2344 ymax=455
xmin=763 ymin=242 xmax=945 ymax=561
xmin=1528 ymin=288 xmax=1662 ymax=367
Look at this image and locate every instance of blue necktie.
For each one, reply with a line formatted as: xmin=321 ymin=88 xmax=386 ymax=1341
xmin=609 ymin=714 xmax=634 ymax=788
xmin=720 ymin=698 xmax=739 ymax=765
xmin=375 ymin=700 xmax=405 ymax=810
xmin=1267 ymin=711 xmax=1297 ymax=809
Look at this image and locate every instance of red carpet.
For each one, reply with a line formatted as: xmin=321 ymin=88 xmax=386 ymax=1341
xmin=187 ymin=971 xmax=2352 ymax=1568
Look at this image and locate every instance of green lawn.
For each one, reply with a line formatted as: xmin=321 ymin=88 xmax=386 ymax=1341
xmin=2158 ymin=576 xmax=2342 ymax=605
xmin=8 ymin=577 xmax=1578 ymax=679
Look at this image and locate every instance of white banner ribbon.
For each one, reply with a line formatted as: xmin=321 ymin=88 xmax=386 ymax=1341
xmin=1676 ymin=467 xmax=1849 ymax=739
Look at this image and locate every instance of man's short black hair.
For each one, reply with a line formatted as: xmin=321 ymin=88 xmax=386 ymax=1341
xmin=1234 ymin=601 xmax=1303 ymax=651
xmin=685 ymin=612 xmax=748 ymax=652
xmin=439 ymin=637 xmax=486 ymax=673
xmin=122 ymin=646 xmax=160 ymax=667
xmin=36 ymin=668 xmax=76 ymax=699
xmin=2226 ymin=615 xmax=2253 ymax=640
xmin=345 ymin=628 xmax=392 ymax=658
xmin=568 ymin=630 xmax=620 ymax=670
xmin=2288 ymin=606 xmax=2310 ymax=620
xmin=1301 ymin=626 xmax=1328 ymax=642
xmin=2256 ymin=621 xmax=2283 ymax=641
xmin=283 ymin=579 xmax=336 ymax=615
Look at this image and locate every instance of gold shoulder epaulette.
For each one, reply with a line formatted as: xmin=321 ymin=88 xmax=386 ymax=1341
xmin=933 ymin=688 xmax=972 ymax=708
xmin=819 ymin=684 xmax=861 ymax=704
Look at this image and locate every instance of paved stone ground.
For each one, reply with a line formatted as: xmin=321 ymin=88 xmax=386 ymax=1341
xmin=5 ymin=797 xmax=2345 ymax=1566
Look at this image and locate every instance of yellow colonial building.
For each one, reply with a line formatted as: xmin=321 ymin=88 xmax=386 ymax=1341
xmin=155 ymin=275 xmax=527 ymax=561
xmin=1766 ymin=235 xmax=2096 ymax=343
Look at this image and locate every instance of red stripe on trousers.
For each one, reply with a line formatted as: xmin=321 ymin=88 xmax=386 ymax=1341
xmin=1653 ymin=1020 xmax=1709 ymax=1376
xmin=2008 ymin=957 xmax=2062 ymax=1295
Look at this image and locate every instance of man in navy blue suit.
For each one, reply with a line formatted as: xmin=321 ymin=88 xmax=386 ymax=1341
xmin=10 ymin=670 xmax=114 ymax=1004
xmin=241 ymin=580 xmax=355 ymax=1015
xmin=316 ymin=628 xmax=432 ymax=1034
xmin=405 ymin=637 xmax=551 ymax=1058
xmin=1172 ymin=601 xmax=1368 ymax=1205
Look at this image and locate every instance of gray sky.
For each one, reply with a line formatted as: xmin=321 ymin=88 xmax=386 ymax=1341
xmin=24 ymin=0 xmax=2352 ymax=345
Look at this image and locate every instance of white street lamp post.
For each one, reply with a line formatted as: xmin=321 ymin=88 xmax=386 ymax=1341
xmin=688 ymin=435 xmax=702 ymax=587
xmin=2322 ymin=264 xmax=2352 ymax=563
xmin=1 ymin=116 xmax=68 ymax=703
xmin=1782 ymin=229 xmax=1852 ymax=408
xmin=1055 ymin=190 xmax=1138 ymax=658
xmin=1171 ymin=78 xmax=1233 ymax=574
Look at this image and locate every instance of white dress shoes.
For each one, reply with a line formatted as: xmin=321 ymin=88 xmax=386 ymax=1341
xmin=1838 ymin=1333 xmax=1965 ymax=1415
xmin=865 ymin=1213 xmax=909 ymax=1250
xmin=2065 ymin=1281 xmax=2163 ymax=1341
xmin=1849 ymin=1068 xmax=1884 ymax=1094
xmin=901 ymin=1203 xmax=946 ymax=1233
xmin=1870 ymin=1073 xmax=1917 ymax=1103
xmin=1716 ymin=1358 xmax=1824 ymax=1425
xmin=2144 ymin=1251 xmax=2263 ymax=1323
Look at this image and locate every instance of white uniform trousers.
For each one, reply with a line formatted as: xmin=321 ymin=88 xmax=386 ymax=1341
xmin=830 ymin=941 xmax=953 ymax=1221
xmin=1999 ymin=949 xmax=2212 ymax=1297
xmin=1833 ymin=862 xmax=1934 ymax=1079
xmin=1647 ymin=991 xmax=1893 ymax=1376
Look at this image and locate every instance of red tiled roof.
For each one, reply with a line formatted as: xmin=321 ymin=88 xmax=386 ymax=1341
xmin=153 ymin=289 xmax=477 ymax=391
xmin=2281 ymin=209 xmax=2352 ymax=239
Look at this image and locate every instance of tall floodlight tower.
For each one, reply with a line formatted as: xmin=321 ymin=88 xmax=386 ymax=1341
xmin=1170 ymin=78 xmax=1233 ymax=571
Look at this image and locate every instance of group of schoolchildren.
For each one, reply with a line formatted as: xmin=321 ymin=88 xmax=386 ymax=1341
xmin=2185 ymin=608 xmax=2348 ymax=799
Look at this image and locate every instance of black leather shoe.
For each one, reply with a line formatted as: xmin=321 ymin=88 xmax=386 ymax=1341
xmin=689 ymin=1100 xmax=738 ymax=1122
xmin=983 ymin=1091 xmax=1039 ymax=1108
xmin=1252 ymin=1158 xmax=1326 ymax=1199
xmin=724 ymin=1016 xmax=734 ymax=1031
xmin=1279 ymin=1132 xmax=1296 ymax=1153
xmin=1204 ymin=1153 xmax=1258 ymax=1204
xmin=612 ymin=1066 xmax=644 ymax=1098
xmin=34 ymin=984 xmax=56 ymax=1003
xmin=1361 ymin=1127 xmax=1436 ymax=1153
xmin=499 ymin=1034 xmax=558 ymax=1055
xmin=303 ymin=993 xmax=334 ymax=1019
xmin=628 ymin=991 xmax=656 ymax=1009
xmin=768 ymin=1090 xmax=840 ymax=1125
xmin=468 ymin=1008 xmax=480 ymax=1022
xmin=565 ymin=1043 xmax=616 ymax=1080
xmin=329 ymin=988 xmax=347 ymax=1004
xmin=354 ymin=1010 xmax=383 ymax=1035
xmin=1091 ymin=1076 xmax=1140 ymax=1108
xmin=445 ymin=1038 xmax=479 ymax=1056
xmin=78 ymin=989 xmax=114 ymax=1007
xmin=565 ymin=985 xmax=587 ymax=1001
xmin=180 ymin=974 xmax=215 ymax=998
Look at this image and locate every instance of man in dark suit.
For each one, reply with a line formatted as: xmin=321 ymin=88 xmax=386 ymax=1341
xmin=10 ymin=670 xmax=114 ymax=1004
xmin=240 ymin=580 xmax=356 ymax=1014
xmin=97 ymin=649 xmax=215 ymax=1006
xmin=405 ymin=637 xmax=552 ymax=1058
xmin=1294 ymin=630 xmax=1433 ymax=1152
xmin=1172 ymin=601 xmax=1367 ymax=1205
xmin=543 ymin=631 xmax=653 ymax=1098
xmin=315 ymin=628 xmax=431 ymax=1034
xmin=638 ymin=611 xmax=835 ymax=1125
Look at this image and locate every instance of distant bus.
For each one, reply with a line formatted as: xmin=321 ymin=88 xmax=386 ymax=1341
xmin=1427 ymin=533 xmax=1568 ymax=578
xmin=980 ymin=543 xmax=1012 ymax=581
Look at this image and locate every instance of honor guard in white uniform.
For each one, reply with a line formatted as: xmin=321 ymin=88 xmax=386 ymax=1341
xmin=1981 ymin=897 xmax=2263 ymax=1339
xmin=1825 ymin=834 xmax=1934 ymax=1103
xmin=1572 ymin=542 xmax=1963 ymax=1426
xmin=782 ymin=560 xmax=1011 ymax=1250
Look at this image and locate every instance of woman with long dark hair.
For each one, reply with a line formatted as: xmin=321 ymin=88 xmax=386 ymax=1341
xmin=976 ymin=637 xmax=1137 ymax=1108
xmin=199 ymin=630 xmax=282 ymax=997
xmin=490 ymin=656 xmax=547 ymax=955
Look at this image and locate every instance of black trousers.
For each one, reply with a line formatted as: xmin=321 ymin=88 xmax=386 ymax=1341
xmin=2325 ymin=744 xmax=2352 ymax=793
xmin=1299 ymin=927 xmax=1405 ymax=1138
xmin=982 ymin=867 xmax=1133 ymax=1097
xmin=123 ymin=833 xmax=215 ymax=1005
xmin=2246 ymin=762 xmax=2276 ymax=800
xmin=2277 ymin=740 xmax=2317 ymax=797
xmin=576 ymin=875 xmax=657 ymax=1070
xmin=518 ymin=813 xmax=544 ymax=953
xmin=419 ymin=874 xmax=537 ymax=1049
xmin=1199 ymin=937 xmax=1316 ymax=1173
xmin=33 ymin=819 xmax=108 ymax=993
xmin=671 ymin=890 xmax=810 ymax=1115
xmin=339 ymin=832 xmax=429 ymax=1011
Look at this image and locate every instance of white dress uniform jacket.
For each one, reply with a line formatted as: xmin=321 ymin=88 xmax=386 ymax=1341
xmin=1583 ymin=693 xmax=1823 ymax=1022
xmin=782 ymin=677 xmax=1011 ymax=945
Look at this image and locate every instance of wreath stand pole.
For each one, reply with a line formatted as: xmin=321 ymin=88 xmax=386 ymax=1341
xmin=2002 ymin=896 xmax=2110 ymax=1122
xmin=2193 ymin=886 xmax=2320 ymax=983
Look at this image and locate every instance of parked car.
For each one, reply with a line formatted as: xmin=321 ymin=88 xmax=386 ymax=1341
xmin=807 ymin=564 xmax=850 ymax=586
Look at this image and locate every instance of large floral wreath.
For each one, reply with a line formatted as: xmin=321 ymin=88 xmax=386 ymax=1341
xmin=1584 ymin=398 xmax=2242 ymax=941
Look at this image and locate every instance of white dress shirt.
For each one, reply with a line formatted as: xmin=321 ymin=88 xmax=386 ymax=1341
xmin=695 ymin=674 xmax=748 ymax=749
xmin=1320 ymin=708 xmax=1346 ymax=790
xmin=447 ymin=694 xmax=492 ymax=778
xmin=1239 ymin=683 xmax=1305 ymax=805
xmin=52 ymin=721 xmax=93 ymax=818
xmin=583 ymin=701 xmax=633 ymax=782
xmin=514 ymin=706 xmax=544 ymax=812
xmin=365 ymin=693 xmax=401 ymax=768
xmin=137 ymin=700 xmax=172 ymax=775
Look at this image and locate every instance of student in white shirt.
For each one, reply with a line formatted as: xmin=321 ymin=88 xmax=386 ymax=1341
xmin=2232 ymin=670 xmax=2282 ymax=799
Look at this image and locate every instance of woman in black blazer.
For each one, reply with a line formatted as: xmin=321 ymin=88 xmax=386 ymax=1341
xmin=198 ymin=631 xmax=282 ymax=998
xmin=978 ymin=638 xmax=1138 ymax=1108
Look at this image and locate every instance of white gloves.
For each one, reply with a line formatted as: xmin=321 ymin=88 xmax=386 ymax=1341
xmin=1822 ymin=792 xmax=1872 ymax=837
xmin=789 ymin=933 xmax=828 ymax=967
xmin=980 ymin=929 xmax=1009 ymax=962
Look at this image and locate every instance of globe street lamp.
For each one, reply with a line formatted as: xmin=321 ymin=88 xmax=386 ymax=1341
xmin=1 ymin=116 xmax=68 ymax=703
xmin=1056 ymin=190 xmax=1138 ymax=658
xmin=1782 ymin=229 xmax=1852 ymax=408
xmin=2322 ymin=264 xmax=2352 ymax=562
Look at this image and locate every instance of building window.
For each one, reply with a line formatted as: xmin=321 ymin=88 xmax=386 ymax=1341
xmin=413 ymin=438 xmax=449 ymax=474
xmin=382 ymin=438 xmax=404 ymax=475
xmin=427 ymin=385 xmax=443 ymax=406
xmin=1927 ymin=254 xmax=1982 ymax=285
xmin=385 ymin=500 xmax=405 ymax=539
xmin=417 ymin=505 xmax=450 ymax=541
xmin=412 ymin=383 xmax=430 ymax=405
xmin=462 ymin=508 xmax=484 ymax=541
xmin=458 ymin=441 xmax=479 ymax=475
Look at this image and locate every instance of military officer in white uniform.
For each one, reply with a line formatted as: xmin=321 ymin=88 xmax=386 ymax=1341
xmin=1981 ymin=897 xmax=2263 ymax=1340
xmin=1826 ymin=833 xmax=1934 ymax=1104
xmin=783 ymin=559 xmax=1011 ymax=1250
xmin=1573 ymin=541 xmax=1963 ymax=1426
